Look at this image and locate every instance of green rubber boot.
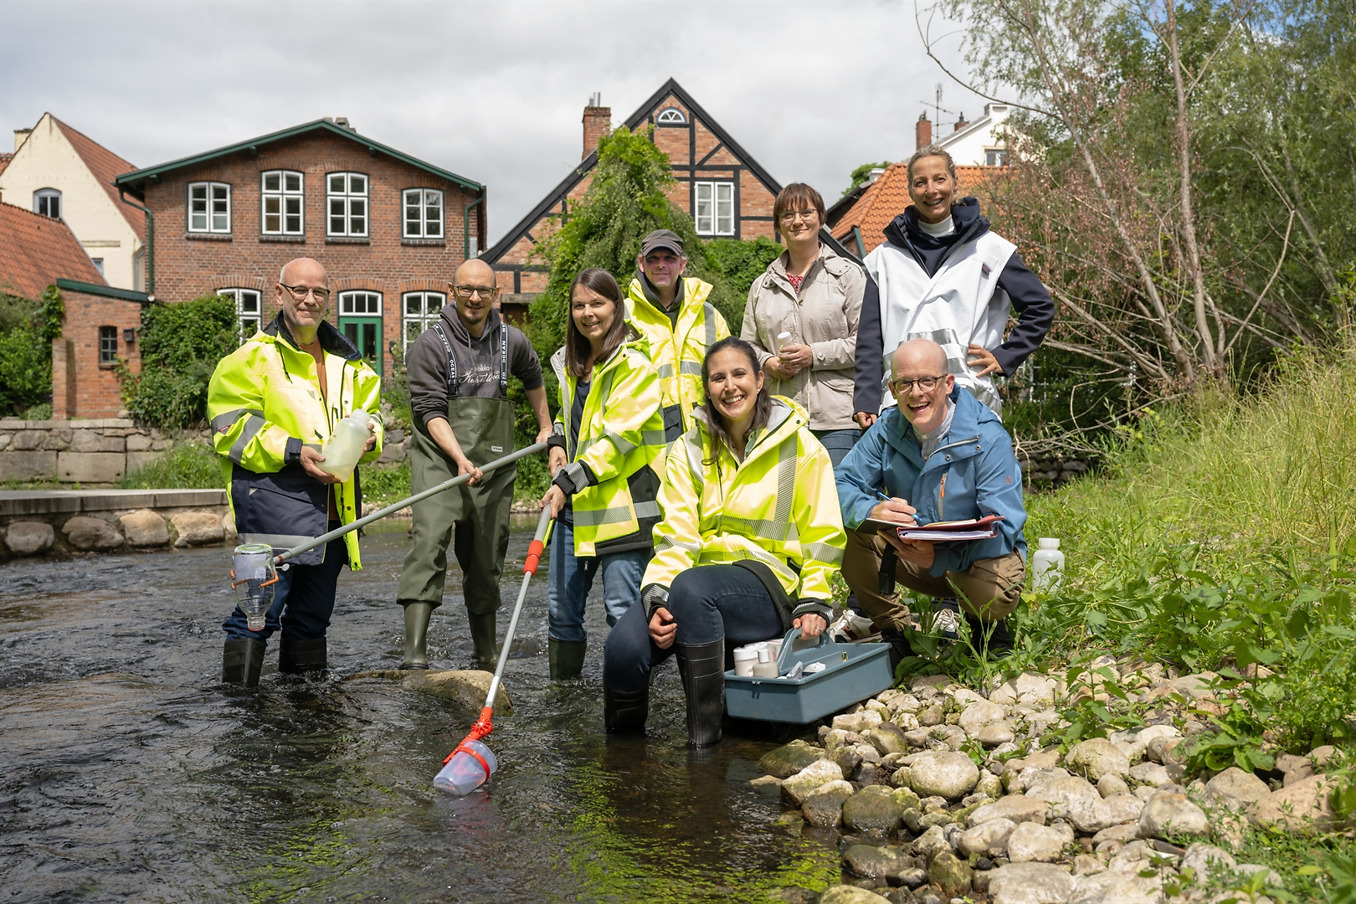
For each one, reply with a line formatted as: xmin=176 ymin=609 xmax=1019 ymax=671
xmin=278 ymin=635 xmax=327 ymax=674
xmin=603 ymin=684 xmax=649 ymax=732
xmin=468 ymin=612 xmax=498 ymax=669
xmin=548 ymin=638 xmax=586 ymax=680
xmin=222 ymin=638 xmax=266 ymax=687
xmin=401 ymin=601 xmax=434 ymax=669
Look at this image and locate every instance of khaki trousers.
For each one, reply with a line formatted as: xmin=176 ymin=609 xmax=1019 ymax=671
xmin=841 ymin=526 xmax=1024 ymax=634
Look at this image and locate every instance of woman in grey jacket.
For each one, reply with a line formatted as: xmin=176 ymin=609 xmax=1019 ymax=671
xmin=740 ymin=183 xmax=867 ymax=466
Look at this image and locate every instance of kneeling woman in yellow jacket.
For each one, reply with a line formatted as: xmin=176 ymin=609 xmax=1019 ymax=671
xmin=542 ymin=269 xmax=666 ymax=679
xmin=601 ymin=337 xmax=847 ymax=746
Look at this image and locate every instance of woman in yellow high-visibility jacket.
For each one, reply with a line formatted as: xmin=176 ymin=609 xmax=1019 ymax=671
xmin=601 ymin=336 xmax=847 ymax=747
xmin=541 ymin=269 xmax=666 ymax=680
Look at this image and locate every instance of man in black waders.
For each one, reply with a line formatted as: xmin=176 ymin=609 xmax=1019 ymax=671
xmin=396 ymin=259 xmax=553 ymax=668
xmin=209 ymin=257 xmax=383 ymax=686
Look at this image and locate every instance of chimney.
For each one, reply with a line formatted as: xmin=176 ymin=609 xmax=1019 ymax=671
xmin=582 ymin=92 xmax=610 ymax=160
xmin=954 ymin=112 xmax=967 ymax=132
xmin=14 ymin=128 xmax=32 ymax=152
xmin=915 ymin=113 xmax=932 ymax=150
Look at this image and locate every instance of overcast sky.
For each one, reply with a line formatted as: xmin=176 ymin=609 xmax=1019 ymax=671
xmin=0 ymin=0 xmax=986 ymax=247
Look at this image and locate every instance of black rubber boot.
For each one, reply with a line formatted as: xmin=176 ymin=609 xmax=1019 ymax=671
xmin=966 ymin=614 xmax=1014 ymax=657
xmin=278 ymin=635 xmax=327 ymax=674
xmin=676 ymin=638 xmax=725 ymax=748
xmin=401 ymin=601 xmax=434 ymax=669
xmin=468 ymin=612 xmax=498 ymax=668
xmin=548 ymin=638 xmax=586 ymax=680
xmin=603 ymin=684 xmax=649 ymax=732
xmin=222 ymin=638 xmax=266 ymax=687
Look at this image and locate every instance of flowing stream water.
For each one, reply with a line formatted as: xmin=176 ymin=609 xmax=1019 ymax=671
xmin=0 ymin=519 xmax=842 ymax=903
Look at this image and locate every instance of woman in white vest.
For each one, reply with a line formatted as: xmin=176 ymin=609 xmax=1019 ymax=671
xmin=852 ymin=145 xmax=1054 ymax=425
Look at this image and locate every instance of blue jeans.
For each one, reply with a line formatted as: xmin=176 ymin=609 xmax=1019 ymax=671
xmin=222 ymin=534 xmax=347 ymax=643
xmin=812 ymin=427 xmax=862 ymax=469
xmin=547 ymin=519 xmax=649 ymax=643
xmin=602 ymin=565 xmax=785 ymax=694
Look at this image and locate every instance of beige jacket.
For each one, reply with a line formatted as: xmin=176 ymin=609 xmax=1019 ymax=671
xmin=740 ymin=244 xmax=866 ymax=431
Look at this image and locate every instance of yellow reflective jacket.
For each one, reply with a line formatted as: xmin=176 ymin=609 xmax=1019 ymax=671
xmin=207 ymin=317 xmax=383 ymax=568
xmin=625 ymin=275 xmax=729 ymax=437
xmin=644 ymin=397 xmax=845 ymax=606
xmin=550 ymin=337 xmax=666 ymax=557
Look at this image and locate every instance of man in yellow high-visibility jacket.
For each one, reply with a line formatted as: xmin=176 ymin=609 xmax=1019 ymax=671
xmin=208 ymin=258 xmax=383 ymax=687
xmin=624 ymin=229 xmax=729 ymax=440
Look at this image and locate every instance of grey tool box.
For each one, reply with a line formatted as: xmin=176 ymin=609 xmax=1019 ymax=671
xmin=725 ymin=627 xmax=892 ymax=723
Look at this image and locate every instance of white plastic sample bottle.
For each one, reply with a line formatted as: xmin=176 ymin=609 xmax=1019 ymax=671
xmin=1030 ymin=537 xmax=1065 ymax=592
xmin=318 ymin=409 xmax=370 ymax=482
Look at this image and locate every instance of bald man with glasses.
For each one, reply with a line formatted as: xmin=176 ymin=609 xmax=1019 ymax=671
xmin=835 ymin=338 xmax=1027 ymax=662
xmin=208 ymin=257 xmax=384 ymax=686
xmin=396 ymin=259 xmax=553 ymax=669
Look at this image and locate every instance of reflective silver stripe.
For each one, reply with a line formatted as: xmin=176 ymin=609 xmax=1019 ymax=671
xmin=633 ymin=499 xmax=661 ymax=519
xmin=574 ymin=499 xmax=659 ymax=528
xmin=683 ymin=434 xmax=705 ymax=498
xmin=228 ymin=414 xmax=266 ymax=464
xmin=805 ymin=541 xmax=843 ymax=565
xmin=703 ymin=304 xmax=718 ymax=347
xmin=679 ymin=361 xmax=703 ymax=376
xmin=579 ymin=430 xmax=637 ymax=459
xmin=239 ymin=531 xmax=312 ymax=549
xmin=656 ymin=533 xmax=701 ymax=554
xmin=561 ymin=460 xmax=588 ymax=491
xmin=657 ymin=363 xmax=676 ymax=380
xmin=641 ymin=429 xmax=667 ymax=448
xmin=720 ymin=515 xmax=794 ymax=543
xmin=702 ymin=546 xmax=791 ymax=581
xmin=773 ymin=439 xmax=797 ymax=524
xmin=211 ymin=408 xmax=262 ymax=433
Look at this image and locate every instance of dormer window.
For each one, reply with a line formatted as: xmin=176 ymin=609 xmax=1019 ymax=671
xmin=656 ymin=107 xmax=686 ymax=125
xmin=34 ymin=188 xmax=61 ymax=219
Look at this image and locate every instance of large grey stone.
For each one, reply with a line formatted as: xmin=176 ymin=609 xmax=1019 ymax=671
xmin=958 ymin=696 xmax=1008 ymax=735
xmin=928 ymin=850 xmax=973 ymax=898
xmin=1251 ymin=775 xmax=1338 ymax=833
xmin=958 ymin=817 xmax=1016 ymax=858
xmin=350 ymin=668 xmax=511 ymax=711
xmin=171 ymin=510 xmax=225 ymax=547
xmin=3 ymin=520 xmax=55 ymax=556
xmin=802 ymin=780 xmax=855 ymax=828
xmin=1069 ymin=868 xmax=1164 ymax=904
xmin=818 ymin=886 xmax=892 ymax=904
xmin=968 ymin=795 xmax=1050 ymax=827
xmin=841 ymin=784 xmax=904 ymax=834
xmin=1025 ymin=773 xmax=1104 ymax=831
xmin=119 ymin=509 xmax=170 ymax=547
xmin=842 ymin=843 xmax=912 ymax=882
xmin=1065 ymin=738 xmax=1131 ymax=782
xmin=863 ymin=721 xmax=910 ymax=756
xmin=760 ymin=739 xmax=826 ymax=779
xmin=0 ymin=450 xmax=57 ymax=480
xmin=57 ymin=451 xmax=125 ymax=482
xmin=1007 ymin=821 xmax=1073 ymax=863
xmin=782 ymin=759 xmax=845 ymax=807
xmin=1137 ymin=790 xmax=1210 ymax=839
xmin=62 ymin=515 xmax=123 ymax=550
xmin=1180 ymin=843 xmax=1238 ymax=884
xmin=1203 ymin=766 xmax=1271 ymax=812
xmin=909 ymin=750 xmax=980 ymax=799
xmin=70 ymin=430 xmax=124 ymax=453
xmin=832 ymin=710 xmax=883 ymax=733
xmin=987 ymin=862 xmax=1076 ymax=904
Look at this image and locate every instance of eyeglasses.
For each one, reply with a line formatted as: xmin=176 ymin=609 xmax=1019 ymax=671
xmin=889 ymin=375 xmax=947 ymax=394
xmin=280 ymin=283 xmax=330 ymax=300
xmin=453 ymin=285 xmax=497 ymax=299
xmin=779 ymin=209 xmax=819 ymax=223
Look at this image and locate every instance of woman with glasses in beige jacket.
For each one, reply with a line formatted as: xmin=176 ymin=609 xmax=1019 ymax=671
xmin=739 ymin=183 xmax=867 ymax=467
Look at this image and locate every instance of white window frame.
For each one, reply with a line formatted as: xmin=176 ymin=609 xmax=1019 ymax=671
xmin=261 ymin=170 xmax=304 ymax=235
xmin=338 ymin=290 xmax=383 ymax=318
xmin=656 ymin=107 xmax=686 ymax=125
xmin=694 ymin=181 xmax=734 ymax=236
xmin=219 ymin=287 xmax=264 ymax=342
xmin=985 ymin=148 xmax=1009 ymax=166
xmin=403 ymin=188 xmax=444 ymax=239
xmin=327 ymin=172 xmax=368 ymax=237
xmin=34 ymin=188 xmax=62 ymax=219
xmin=402 ymin=291 xmax=446 ymax=357
xmin=189 ymin=182 xmax=231 ymax=233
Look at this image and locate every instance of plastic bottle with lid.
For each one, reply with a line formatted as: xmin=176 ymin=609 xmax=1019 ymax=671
xmin=1030 ymin=537 xmax=1065 ymax=592
xmin=318 ymin=409 xmax=370 ymax=482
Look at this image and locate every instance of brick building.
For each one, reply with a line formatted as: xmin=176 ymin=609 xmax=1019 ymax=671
xmin=113 ymin=118 xmax=484 ymax=381
xmin=0 ymin=201 xmax=145 ymax=419
xmin=484 ymin=78 xmax=786 ymax=308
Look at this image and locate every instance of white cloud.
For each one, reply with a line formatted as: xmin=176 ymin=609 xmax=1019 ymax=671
xmin=0 ymin=0 xmax=983 ymax=246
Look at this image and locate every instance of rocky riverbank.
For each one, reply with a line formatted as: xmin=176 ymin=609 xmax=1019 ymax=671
xmin=752 ymin=658 xmax=1344 ymax=904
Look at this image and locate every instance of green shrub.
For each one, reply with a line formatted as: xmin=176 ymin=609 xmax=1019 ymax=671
xmin=0 ymin=288 xmax=61 ymax=416
xmin=705 ymin=236 xmax=784 ymax=301
xmin=117 ymin=437 xmax=221 ymax=489
xmin=120 ymin=294 xmax=237 ymax=427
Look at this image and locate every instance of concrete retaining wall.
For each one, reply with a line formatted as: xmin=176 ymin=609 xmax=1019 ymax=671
xmin=0 ymin=489 xmax=232 ymax=560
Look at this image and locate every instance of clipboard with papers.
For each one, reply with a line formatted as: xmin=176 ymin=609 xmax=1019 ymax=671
xmin=859 ymin=514 xmax=1005 ymax=542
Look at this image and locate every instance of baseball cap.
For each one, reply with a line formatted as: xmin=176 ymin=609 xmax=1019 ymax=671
xmin=639 ymin=229 xmax=684 ymax=257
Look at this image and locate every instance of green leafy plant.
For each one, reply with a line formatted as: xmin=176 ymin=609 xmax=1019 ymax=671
xmin=119 ymin=293 xmax=237 ymax=427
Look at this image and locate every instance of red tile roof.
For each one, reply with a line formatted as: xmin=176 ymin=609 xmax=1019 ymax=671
xmin=832 ymin=163 xmax=1011 ymax=255
xmin=0 ymin=202 xmax=107 ymax=300
xmin=0 ymin=152 xmax=11 ymax=178
xmin=53 ymin=117 xmax=146 ymax=243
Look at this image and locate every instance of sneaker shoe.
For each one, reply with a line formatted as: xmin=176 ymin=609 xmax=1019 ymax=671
xmin=930 ymin=598 xmax=961 ymax=642
xmin=829 ymin=610 xmax=881 ymax=643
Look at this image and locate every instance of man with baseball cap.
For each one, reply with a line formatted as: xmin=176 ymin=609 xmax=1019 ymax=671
xmin=625 ymin=229 xmax=730 ymax=440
